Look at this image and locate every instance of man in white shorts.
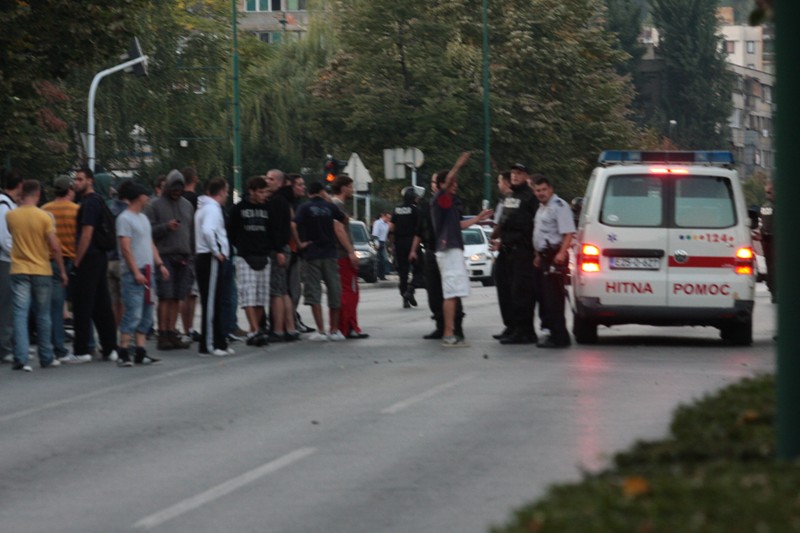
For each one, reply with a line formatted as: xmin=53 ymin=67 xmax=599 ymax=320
xmin=430 ymin=152 xmax=493 ymax=347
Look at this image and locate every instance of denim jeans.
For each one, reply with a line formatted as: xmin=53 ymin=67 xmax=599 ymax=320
xmin=51 ymin=259 xmax=71 ymax=358
xmin=119 ymin=270 xmax=154 ymax=336
xmin=0 ymin=260 xmax=13 ymax=358
xmin=12 ymin=274 xmax=54 ymax=366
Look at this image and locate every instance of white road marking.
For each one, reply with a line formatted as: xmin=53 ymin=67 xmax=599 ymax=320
xmin=133 ymin=447 xmax=317 ymax=530
xmin=381 ymin=373 xmax=475 ymax=414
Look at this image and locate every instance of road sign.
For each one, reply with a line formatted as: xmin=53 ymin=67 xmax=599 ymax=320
xmin=344 ymin=153 xmax=373 ymax=192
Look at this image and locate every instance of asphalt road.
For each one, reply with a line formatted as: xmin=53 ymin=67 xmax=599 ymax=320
xmin=0 ymin=279 xmax=775 ymax=533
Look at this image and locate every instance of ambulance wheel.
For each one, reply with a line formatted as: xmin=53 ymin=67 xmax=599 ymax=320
xmin=720 ymin=318 xmax=752 ymax=346
xmin=573 ymin=314 xmax=598 ymax=344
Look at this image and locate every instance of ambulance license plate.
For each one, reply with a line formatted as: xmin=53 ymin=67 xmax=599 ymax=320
xmin=610 ymin=257 xmax=660 ymax=270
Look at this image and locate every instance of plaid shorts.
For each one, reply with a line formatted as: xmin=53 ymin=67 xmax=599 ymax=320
xmin=236 ymin=256 xmax=270 ymax=308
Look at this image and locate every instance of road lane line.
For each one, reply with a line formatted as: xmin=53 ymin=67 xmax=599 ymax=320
xmin=381 ymin=373 xmax=475 ymax=414
xmin=133 ymin=447 xmax=317 ymax=530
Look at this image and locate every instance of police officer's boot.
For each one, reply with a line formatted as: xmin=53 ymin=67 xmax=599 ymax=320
xmin=424 ymin=319 xmax=443 ymax=339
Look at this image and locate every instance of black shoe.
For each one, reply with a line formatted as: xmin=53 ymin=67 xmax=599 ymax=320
xmin=493 ymin=328 xmax=513 ymax=340
xmin=135 ymin=347 xmax=160 ymax=364
xmin=266 ymin=332 xmax=285 ymax=343
xmin=296 ymin=320 xmax=315 ymax=334
xmin=403 ymin=297 xmax=411 ymax=308
xmin=117 ymin=348 xmax=133 ymax=367
xmin=500 ymin=334 xmax=537 ymax=345
xmin=536 ymin=339 xmax=570 ymax=349
xmin=423 ymin=329 xmax=443 ymax=340
xmin=346 ymin=331 xmax=370 ymax=339
xmin=405 ymin=291 xmax=418 ymax=307
xmin=285 ymin=331 xmax=301 ymax=342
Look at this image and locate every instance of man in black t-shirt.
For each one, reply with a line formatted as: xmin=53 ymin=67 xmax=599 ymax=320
xmin=294 ymin=182 xmax=357 ymax=341
xmin=72 ymin=167 xmax=119 ymax=362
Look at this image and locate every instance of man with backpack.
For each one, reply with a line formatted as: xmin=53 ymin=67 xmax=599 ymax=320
xmin=71 ymin=167 xmax=119 ymax=363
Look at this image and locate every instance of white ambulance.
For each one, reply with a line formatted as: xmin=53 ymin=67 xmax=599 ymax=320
xmin=571 ymin=150 xmax=756 ymax=345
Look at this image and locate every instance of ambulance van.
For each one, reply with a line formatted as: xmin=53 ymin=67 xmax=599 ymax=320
xmin=571 ymin=150 xmax=756 ymax=345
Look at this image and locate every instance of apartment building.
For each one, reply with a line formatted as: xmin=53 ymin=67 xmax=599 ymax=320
xmin=238 ymin=0 xmax=310 ymax=43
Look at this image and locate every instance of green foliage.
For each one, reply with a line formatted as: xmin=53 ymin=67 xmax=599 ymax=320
xmin=651 ymin=0 xmax=735 ymax=149
xmin=490 ymin=375 xmax=800 ymax=533
xmin=0 ymin=0 xmax=150 ymax=178
xmin=67 ymin=1 xmax=233 ymax=181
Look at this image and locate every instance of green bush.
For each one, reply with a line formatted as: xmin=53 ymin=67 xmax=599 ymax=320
xmin=491 ymin=375 xmax=800 ymax=533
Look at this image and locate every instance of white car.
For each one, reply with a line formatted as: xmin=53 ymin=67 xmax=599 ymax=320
xmin=462 ymin=225 xmax=495 ymax=286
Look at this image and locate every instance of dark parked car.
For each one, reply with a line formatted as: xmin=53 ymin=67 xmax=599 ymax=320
xmin=349 ymin=220 xmax=378 ymax=283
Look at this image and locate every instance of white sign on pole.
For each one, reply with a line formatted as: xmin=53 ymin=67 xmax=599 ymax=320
xmin=344 ymin=153 xmax=373 ymax=193
xmin=404 ymin=147 xmax=424 ymax=168
xmin=383 ymin=148 xmax=406 ymax=180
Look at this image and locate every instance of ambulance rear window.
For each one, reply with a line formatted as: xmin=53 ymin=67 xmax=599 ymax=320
xmin=674 ymin=176 xmax=736 ymax=228
xmin=600 ymin=176 xmax=663 ymax=227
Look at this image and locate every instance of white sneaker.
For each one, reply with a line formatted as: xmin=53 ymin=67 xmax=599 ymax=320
xmin=308 ymin=332 xmax=329 ymax=342
xmin=13 ymin=363 xmax=33 ymax=372
xmin=2 ymin=354 xmax=12 ymax=364
xmin=212 ymin=348 xmax=229 ymax=357
xmin=225 ymin=347 xmax=235 ymax=355
xmin=60 ymin=353 xmax=92 ymax=364
xmin=106 ymin=350 xmax=119 ymax=363
xmin=43 ymin=359 xmax=61 ymax=368
xmin=328 ymin=330 xmax=346 ymax=341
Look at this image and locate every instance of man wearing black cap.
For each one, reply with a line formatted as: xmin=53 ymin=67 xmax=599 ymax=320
xmin=493 ymin=163 xmax=539 ymax=344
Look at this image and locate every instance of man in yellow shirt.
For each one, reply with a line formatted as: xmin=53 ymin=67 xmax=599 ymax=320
xmin=42 ymin=176 xmax=80 ymax=363
xmin=6 ymin=179 xmax=68 ymax=371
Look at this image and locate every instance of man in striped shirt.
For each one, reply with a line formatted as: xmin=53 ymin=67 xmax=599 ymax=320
xmin=42 ymin=176 xmax=86 ymax=363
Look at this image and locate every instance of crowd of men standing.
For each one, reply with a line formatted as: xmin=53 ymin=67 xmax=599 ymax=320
xmin=0 ymin=166 xmax=376 ymax=372
xmin=0 ymin=153 xmax=576 ymax=372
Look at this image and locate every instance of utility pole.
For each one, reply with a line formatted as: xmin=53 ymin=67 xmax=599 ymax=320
xmin=775 ymin=2 xmax=799 ymax=459
xmin=231 ymin=0 xmax=243 ymax=197
xmin=481 ymin=0 xmax=491 ymax=209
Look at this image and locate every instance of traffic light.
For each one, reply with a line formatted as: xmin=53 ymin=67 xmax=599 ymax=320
xmin=325 ymin=155 xmax=337 ymax=182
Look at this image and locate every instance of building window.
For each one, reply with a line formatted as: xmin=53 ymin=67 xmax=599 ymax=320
xmin=746 ymin=41 xmax=756 ymax=54
xmin=726 ymin=40 xmax=735 ymax=54
xmin=245 ymin=0 xmax=282 ymax=12
xmin=286 ymin=0 xmax=307 ymax=9
xmin=258 ymin=32 xmax=283 ymax=44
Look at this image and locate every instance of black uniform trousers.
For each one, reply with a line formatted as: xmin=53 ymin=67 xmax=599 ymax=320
xmin=506 ymin=248 xmax=537 ymax=338
xmin=423 ymin=249 xmax=463 ymax=334
xmin=72 ymin=250 xmax=117 ymax=357
xmin=395 ymin=238 xmax=413 ymax=297
xmin=494 ymin=251 xmax=513 ymax=330
xmin=196 ymin=253 xmax=228 ymax=353
xmin=539 ymin=262 xmax=570 ymax=346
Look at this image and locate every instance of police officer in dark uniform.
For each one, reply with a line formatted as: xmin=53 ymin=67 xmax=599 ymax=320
xmin=493 ymin=163 xmax=539 ymax=344
xmin=390 ymin=187 xmax=420 ymax=308
xmin=759 ymin=181 xmax=776 ymax=303
xmin=410 ymin=172 xmax=464 ymax=339
xmin=533 ymin=175 xmax=575 ymax=348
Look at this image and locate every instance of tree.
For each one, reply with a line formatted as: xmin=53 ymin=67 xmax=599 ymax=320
xmin=71 ymin=1 xmax=233 ymax=182
xmin=0 ymin=0 xmax=150 ymax=178
xmin=474 ymin=0 xmax=639 ymax=199
xmin=651 ymin=0 xmax=734 ymax=149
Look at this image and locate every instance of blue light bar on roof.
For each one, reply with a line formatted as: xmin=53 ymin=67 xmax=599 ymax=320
xmin=599 ymin=150 xmax=735 ymax=165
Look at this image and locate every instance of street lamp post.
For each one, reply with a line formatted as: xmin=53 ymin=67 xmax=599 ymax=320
xmin=87 ymin=54 xmax=148 ymax=172
xmin=231 ymin=0 xmax=243 ymax=197
xmin=668 ymin=119 xmax=677 ymax=147
xmin=481 ymin=0 xmax=491 ymax=209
